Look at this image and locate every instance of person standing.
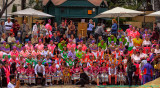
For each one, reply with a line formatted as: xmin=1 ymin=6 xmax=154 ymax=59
xmin=5 ymin=17 xmax=13 ymax=36
xmin=111 ymin=19 xmax=118 ymax=37
xmin=32 ymin=21 xmax=39 ymax=37
xmin=12 ymin=20 xmax=20 ymax=37
xmin=20 ymin=20 xmax=30 ymax=43
xmin=87 ymin=19 xmax=95 ymax=38
xmin=142 ymin=58 xmax=154 ymax=84
xmin=126 ymin=57 xmax=134 ymax=86
xmin=95 ymin=24 xmax=106 ymax=42
xmin=35 ymin=60 xmax=45 ymax=86
xmin=0 ymin=21 xmax=6 ymax=38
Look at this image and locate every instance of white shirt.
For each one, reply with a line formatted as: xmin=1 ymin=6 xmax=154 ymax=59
xmin=32 ymin=24 xmax=38 ymax=35
xmin=133 ymin=55 xmax=141 ymax=63
xmin=142 ymin=40 xmax=151 ymax=46
xmin=35 ymin=64 xmax=45 ymax=75
xmin=7 ymin=82 xmax=15 ymax=88
xmin=140 ymin=53 xmax=148 ymax=58
xmin=5 ymin=21 xmax=13 ymax=31
xmin=155 ymin=49 xmax=160 ymax=54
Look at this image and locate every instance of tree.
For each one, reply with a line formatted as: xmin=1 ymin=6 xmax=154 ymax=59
xmin=0 ymin=0 xmax=15 ymax=18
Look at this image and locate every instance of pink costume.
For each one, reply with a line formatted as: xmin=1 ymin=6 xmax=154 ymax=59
xmin=9 ymin=59 xmax=19 ymax=65
xmin=91 ymin=66 xmax=99 ymax=75
xmin=77 ymin=44 xmax=87 ymax=51
xmin=47 ymin=44 xmax=56 ymax=52
xmin=26 ymin=68 xmax=34 ymax=76
xmin=25 ymin=44 xmax=34 ymax=53
xmin=10 ymin=50 xmax=19 ymax=57
xmin=31 ymin=50 xmax=41 ymax=58
xmin=35 ymin=44 xmax=44 ymax=51
xmin=19 ymin=59 xmax=26 ymax=65
xmin=17 ymin=67 xmax=26 ymax=74
xmin=3 ymin=66 xmax=10 ymax=84
xmin=49 ymin=66 xmax=56 ymax=75
xmin=67 ymin=43 xmax=76 ymax=50
xmin=85 ymin=52 xmax=94 ymax=59
xmin=20 ymin=50 xmax=29 ymax=58
xmin=72 ymin=67 xmax=80 ymax=74
xmin=100 ymin=67 xmax=108 ymax=73
xmin=129 ymin=31 xmax=140 ymax=38
xmin=96 ymin=50 xmax=104 ymax=59
xmin=83 ymin=67 xmax=89 ymax=73
xmin=45 ymin=67 xmax=50 ymax=74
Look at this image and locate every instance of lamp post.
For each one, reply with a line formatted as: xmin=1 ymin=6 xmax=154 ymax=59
xmin=142 ymin=1 xmax=147 ymax=28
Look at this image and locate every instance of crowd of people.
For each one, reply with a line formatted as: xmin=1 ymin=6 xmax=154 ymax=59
xmin=0 ymin=17 xmax=160 ymax=87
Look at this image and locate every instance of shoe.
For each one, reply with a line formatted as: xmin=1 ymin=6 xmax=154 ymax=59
xmin=80 ymin=85 xmax=85 ymax=87
xmin=50 ymin=84 xmax=52 ymax=86
xmin=45 ymin=84 xmax=49 ymax=86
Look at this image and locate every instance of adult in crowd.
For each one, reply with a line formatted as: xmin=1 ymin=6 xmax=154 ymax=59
xmin=12 ymin=20 xmax=20 ymax=37
xmin=0 ymin=21 xmax=6 ymax=38
xmin=95 ymin=24 xmax=106 ymax=42
xmin=111 ymin=19 xmax=118 ymax=37
xmin=20 ymin=20 xmax=30 ymax=42
xmin=87 ymin=19 xmax=95 ymax=38
xmin=5 ymin=17 xmax=13 ymax=36
xmin=68 ymin=20 xmax=75 ymax=37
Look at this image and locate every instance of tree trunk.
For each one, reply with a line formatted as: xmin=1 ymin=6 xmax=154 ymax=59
xmin=0 ymin=0 xmax=15 ymax=18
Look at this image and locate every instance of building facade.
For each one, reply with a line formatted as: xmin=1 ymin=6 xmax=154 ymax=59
xmin=43 ymin=0 xmax=108 ymax=24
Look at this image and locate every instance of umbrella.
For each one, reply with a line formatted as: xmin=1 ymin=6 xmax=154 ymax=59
xmin=10 ymin=8 xmax=54 ymax=17
xmin=146 ymin=11 xmax=160 ymax=17
xmin=94 ymin=7 xmax=143 ymax=29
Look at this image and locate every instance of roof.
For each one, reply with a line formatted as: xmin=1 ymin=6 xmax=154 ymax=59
xmin=43 ymin=0 xmax=107 ymax=6
xmin=43 ymin=0 xmax=67 ymax=6
xmin=59 ymin=0 xmax=95 ymax=7
xmin=88 ymin=0 xmax=103 ymax=6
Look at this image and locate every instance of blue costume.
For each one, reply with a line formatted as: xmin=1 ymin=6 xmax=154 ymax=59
xmin=142 ymin=62 xmax=154 ymax=84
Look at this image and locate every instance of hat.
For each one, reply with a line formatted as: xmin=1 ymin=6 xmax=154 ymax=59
xmin=48 ymin=19 xmax=51 ymax=23
xmin=2 ymin=41 xmax=6 ymax=43
xmin=107 ymin=28 xmax=111 ymax=31
xmin=111 ymin=41 xmax=114 ymax=43
xmin=17 ymin=32 xmax=21 ymax=35
xmin=111 ymin=35 xmax=114 ymax=37
xmin=39 ymin=39 xmax=42 ymax=42
xmin=147 ymin=58 xmax=150 ymax=61
xmin=121 ymin=35 xmax=125 ymax=38
xmin=119 ymin=41 xmax=123 ymax=44
xmin=28 ymin=41 xmax=31 ymax=43
xmin=129 ymin=25 xmax=132 ymax=28
xmin=12 ymin=46 xmax=16 ymax=49
xmin=61 ymin=40 xmax=66 ymax=43
xmin=16 ymin=40 xmax=19 ymax=43
xmin=92 ymin=40 xmax=95 ymax=43
xmin=145 ymin=29 xmax=148 ymax=31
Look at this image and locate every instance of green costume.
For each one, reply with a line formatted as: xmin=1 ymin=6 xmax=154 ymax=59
xmin=61 ymin=50 xmax=68 ymax=60
xmin=76 ymin=50 xmax=84 ymax=59
xmin=108 ymin=35 xmax=117 ymax=44
xmin=98 ymin=40 xmax=107 ymax=50
xmin=66 ymin=59 xmax=74 ymax=67
xmin=26 ymin=58 xmax=35 ymax=65
xmin=58 ymin=41 xmax=67 ymax=51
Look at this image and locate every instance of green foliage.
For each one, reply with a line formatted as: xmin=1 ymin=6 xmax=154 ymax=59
xmin=12 ymin=4 xmax=17 ymax=12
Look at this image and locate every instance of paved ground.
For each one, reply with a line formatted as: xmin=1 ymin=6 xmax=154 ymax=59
xmin=10 ymin=77 xmax=160 ymax=88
